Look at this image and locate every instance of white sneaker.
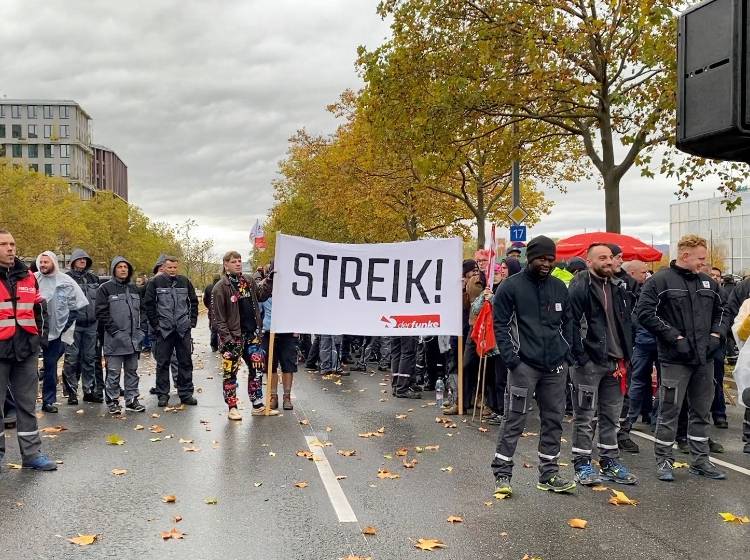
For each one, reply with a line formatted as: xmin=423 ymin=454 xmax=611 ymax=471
xmin=228 ymin=408 xmax=242 ymax=421
xmin=251 ymin=406 xmax=279 ymax=416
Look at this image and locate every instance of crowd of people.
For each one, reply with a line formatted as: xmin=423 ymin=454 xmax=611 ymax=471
xmin=1 ymin=227 xmax=748 ymax=493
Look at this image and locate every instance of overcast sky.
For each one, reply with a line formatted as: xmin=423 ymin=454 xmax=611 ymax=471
xmin=0 ymin=1 xmax=728 ymax=257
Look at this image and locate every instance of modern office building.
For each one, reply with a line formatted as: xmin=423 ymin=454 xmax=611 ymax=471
xmin=0 ymin=99 xmax=95 ymax=198
xmin=670 ymin=191 xmax=750 ymax=275
xmin=92 ymin=144 xmax=128 ymax=201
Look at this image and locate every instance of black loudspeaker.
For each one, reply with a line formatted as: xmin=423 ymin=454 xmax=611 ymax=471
xmin=677 ymin=0 xmax=750 ymax=162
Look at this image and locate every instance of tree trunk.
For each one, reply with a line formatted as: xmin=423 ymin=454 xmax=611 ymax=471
xmin=476 ymin=211 xmax=486 ymax=249
xmin=604 ymin=175 xmax=621 ymax=233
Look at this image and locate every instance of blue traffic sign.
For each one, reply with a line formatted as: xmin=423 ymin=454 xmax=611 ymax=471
xmin=510 ymin=225 xmax=527 ymax=242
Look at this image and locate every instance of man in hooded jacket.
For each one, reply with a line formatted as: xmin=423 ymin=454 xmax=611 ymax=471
xmin=35 ymin=251 xmax=88 ymax=413
xmin=96 ymin=256 xmax=146 ymax=415
xmin=62 ymin=248 xmax=103 ymax=405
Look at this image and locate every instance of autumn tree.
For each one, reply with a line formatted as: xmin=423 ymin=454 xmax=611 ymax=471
xmin=372 ymin=0 xmax=750 ymax=233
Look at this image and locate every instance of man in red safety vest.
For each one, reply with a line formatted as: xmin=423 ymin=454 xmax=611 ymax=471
xmin=0 ymin=229 xmax=57 ymax=471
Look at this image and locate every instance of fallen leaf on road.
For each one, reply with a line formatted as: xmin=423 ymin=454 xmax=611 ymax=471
xmin=173 ymin=515 xmax=182 ymax=523
xmin=325 ymin=426 xmax=333 ymax=432
xmin=212 ymin=440 xmax=220 ymax=449
xmin=183 ymin=446 xmax=200 ymax=452
xmin=254 ymin=482 xmax=262 ymax=487
xmin=337 ymin=449 xmax=356 ymax=457
xmin=478 ymin=427 xmax=488 ymax=433
xmin=68 ymin=534 xmax=97 ymax=546
xmin=483 ymin=501 xmax=493 ymax=507
xmin=521 ymin=431 xmax=538 ymax=437
xmin=414 ymin=538 xmax=446 ymax=551
xmin=106 ymin=434 xmax=125 ymax=445
xmin=719 ymin=512 xmax=750 ymax=523
xmin=396 ymin=448 xmax=409 ymax=457
xmin=75 ymin=409 xmax=84 ymax=415
xmin=336 ymin=475 xmax=347 ymax=480
xmin=522 ymin=555 xmax=543 ymax=560
xmin=308 ymin=438 xmax=332 ymax=448
xmin=362 ymin=526 xmax=377 ymax=535
xmin=268 ymin=451 xmax=276 ymax=456
xmin=377 ymin=426 xmax=385 ymax=434
xmin=415 ymin=446 xmax=424 ymax=453
xmin=403 ymin=458 xmax=418 ymax=469
xmin=204 ymin=497 xmax=218 ymax=504
xmin=41 ymin=425 xmax=67 ymax=434
xmin=149 ymin=425 xmax=165 ymax=433
xmin=424 ymin=445 xmax=440 ymax=451
xmin=494 ymin=492 xmax=509 ymax=500
xmin=591 ymin=486 xmax=609 ymax=492
xmin=447 ymin=515 xmax=463 ymax=524
xmin=160 ymin=527 xmax=185 ymax=540
xmin=294 ymin=481 xmax=309 ymax=488
xmin=162 ymin=495 xmax=176 ymax=503
xmin=297 ymin=450 xmax=315 ymax=459
xmin=384 ymin=454 xmax=393 ymax=460
xmin=111 ymin=469 xmax=127 ymax=476
xmin=673 ymin=462 xmax=689 ymax=469
xmin=6 ymin=463 xmax=22 ymax=469
xmin=376 ymin=468 xmax=400 ymax=479
xmin=149 ymin=438 xmax=161 ymax=442
xmin=441 ymin=466 xmax=454 ymax=472
xmin=150 ymin=413 xmax=160 ymax=418
xmin=568 ymin=518 xmax=588 ymax=529
xmin=178 ymin=438 xmax=193 ymax=444
xmin=358 ymin=431 xmax=384 ymax=438
xmin=608 ymin=489 xmax=638 ymax=506
xmin=299 ymin=419 xmax=309 ymax=426
xmin=523 ymin=463 xmax=533 ymax=468
xmin=396 ymin=414 xmax=407 ymax=419
xmin=342 ymin=556 xmax=372 ymax=560
xmin=134 ymin=425 xmax=145 ymax=431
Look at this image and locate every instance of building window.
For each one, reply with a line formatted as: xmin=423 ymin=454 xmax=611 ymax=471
xmin=28 ymin=144 xmax=38 ymax=158
xmin=60 ymin=144 xmax=70 ymax=158
xmin=59 ymin=106 xmax=71 ymax=119
xmin=60 ymin=125 xmax=69 ymax=138
xmin=11 ymin=124 xmax=21 ymax=139
xmin=60 ymin=163 xmax=70 ymax=176
xmin=44 ymin=125 xmax=52 ymax=138
xmin=43 ymin=105 xmax=53 ymax=119
xmin=44 ymin=163 xmax=53 ymax=176
xmin=29 ymin=163 xmax=38 ymax=172
xmin=27 ymin=106 xmax=37 ymax=119
xmin=44 ymin=144 xmax=53 ymax=158
xmin=0 ymin=124 xmax=4 ymax=138
xmin=28 ymin=124 xmax=37 ymax=138
xmin=11 ymin=144 xmax=22 ymax=157
xmin=0 ymin=105 xmax=5 ymax=117
xmin=11 ymin=105 xmax=21 ymax=118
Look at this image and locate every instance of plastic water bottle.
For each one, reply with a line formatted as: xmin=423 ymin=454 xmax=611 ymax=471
xmin=435 ymin=377 xmax=445 ymax=408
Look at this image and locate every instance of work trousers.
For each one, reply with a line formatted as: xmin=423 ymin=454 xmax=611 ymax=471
xmin=62 ymin=325 xmax=102 ymax=398
xmin=41 ymin=337 xmax=66 ymax=406
xmin=654 ymin=362 xmax=713 ymax=466
xmin=105 ymin=353 xmax=140 ymax=404
xmin=390 ymin=336 xmax=417 ymax=394
xmin=319 ymin=335 xmax=343 ymax=373
xmin=572 ymin=361 xmax=624 ymax=463
xmin=491 ymin=362 xmax=566 ymax=481
xmin=305 ymin=335 xmax=320 ymax=369
xmin=154 ymin=332 xmax=194 ymax=399
xmin=0 ymin=356 xmax=43 ymax=462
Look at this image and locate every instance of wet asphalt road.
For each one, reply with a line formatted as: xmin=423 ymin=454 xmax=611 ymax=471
xmin=2 ymin=318 xmax=749 ymax=560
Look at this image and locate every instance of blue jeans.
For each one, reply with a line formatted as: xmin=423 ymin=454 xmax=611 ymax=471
xmin=319 ymin=335 xmax=343 ymax=372
xmin=711 ymin=355 xmax=727 ymax=421
xmin=42 ymin=337 xmax=66 ymax=406
xmin=625 ymin=342 xmax=658 ymax=428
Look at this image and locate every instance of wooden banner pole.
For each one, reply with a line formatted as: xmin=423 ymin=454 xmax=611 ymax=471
xmin=264 ymin=331 xmax=276 ymax=416
xmin=458 ymin=335 xmax=464 ymax=415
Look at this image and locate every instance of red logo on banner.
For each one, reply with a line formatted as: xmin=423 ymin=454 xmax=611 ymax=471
xmin=380 ymin=314 xmax=441 ymax=328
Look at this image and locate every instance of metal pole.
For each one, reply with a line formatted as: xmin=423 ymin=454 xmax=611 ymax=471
xmin=512 ymin=160 xmax=520 ymax=209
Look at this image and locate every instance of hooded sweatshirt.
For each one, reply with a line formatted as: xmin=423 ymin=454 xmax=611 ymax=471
xmin=35 ymin=250 xmax=88 ymax=340
xmin=95 ymin=256 xmax=144 ymax=355
xmin=66 ymin=248 xmax=100 ymax=327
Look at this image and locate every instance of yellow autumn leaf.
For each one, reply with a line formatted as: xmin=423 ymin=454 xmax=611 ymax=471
xmin=441 ymin=466 xmax=454 ymax=472
xmin=297 ymin=450 xmax=315 ymax=459
xmin=161 ymin=495 xmax=176 ymax=503
xmin=337 ymin=449 xmax=356 ymax=457
xmin=414 ymin=538 xmax=446 ymax=551
xmin=111 ymin=469 xmax=127 ymax=476
xmin=424 ymin=445 xmax=440 ymax=451
xmin=608 ymin=489 xmax=638 ymax=506
xmin=673 ymin=462 xmax=689 ymax=469
xmin=568 ymin=518 xmax=588 ymax=529
xmin=591 ymin=485 xmax=609 ymax=492
xmin=294 ymin=481 xmax=309 ymax=488
xmin=395 ymin=447 xmax=409 ymax=457
xmin=6 ymin=463 xmax=22 ymax=469
xmin=160 ymin=527 xmax=185 ymax=540
xmin=719 ymin=512 xmax=750 ymax=523
xmin=67 ymin=534 xmax=97 ymax=546
xmin=362 ymin=526 xmax=377 ymax=535
xmin=402 ymin=458 xmax=418 ymax=469
xmin=134 ymin=425 xmax=145 ymax=431
xmin=41 ymin=425 xmax=67 ymax=434
xmin=376 ymin=468 xmax=400 ymax=479
xmin=106 ymin=434 xmax=125 ymax=445
xmin=204 ymin=497 xmax=218 ymax=504
xmin=447 ymin=515 xmax=463 ymax=523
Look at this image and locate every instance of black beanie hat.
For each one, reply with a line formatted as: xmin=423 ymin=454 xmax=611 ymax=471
xmin=526 ymin=236 xmax=556 ymax=263
xmin=567 ymin=257 xmax=587 ymax=274
xmin=463 ymin=259 xmax=478 ymax=276
xmin=607 ymin=243 xmax=623 ymax=257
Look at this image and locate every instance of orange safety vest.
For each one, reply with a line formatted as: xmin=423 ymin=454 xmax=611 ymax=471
xmin=0 ymin=272 xmax=40 ymax=339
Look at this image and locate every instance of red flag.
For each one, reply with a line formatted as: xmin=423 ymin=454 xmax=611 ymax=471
xmin=470 ymin=300 xmax=496 ymax=357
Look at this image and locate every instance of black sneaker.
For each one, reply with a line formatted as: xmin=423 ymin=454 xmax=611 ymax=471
xmin=125 ymin=399 xmax=146 ymax=413
xmin=536 ymin=474 xmax=576 ymax=494
xmin=41 ymin=404 xmax=58 ymax=413
xmin=396 ymin=389 xmax=422 ymax=399
xmin=83 ymin=393 xmax=104 ymax=403
xmin=67 ymin=395 xmax=78 ymax=406
xmin=656 ymin=459 xmax=674 ymax=482
xmin=108 ymin=401 xmax=122 ymax=415
xmin=180 ymin=396 xmax=198 ymax=406
xmin=149 ymin=387 xmax=158 ymax=395
xmin=494 ymin=476 xmax=513 ymax=497
xmin=689 ymin=462 xmax=726 ymax=480
xmin=157 ymin=395 xmax=169 ymax=407
xmin=709 ymin=439 xmax=724 ymax=454
xmin=618 ymin=437 xmax=640 ymax=454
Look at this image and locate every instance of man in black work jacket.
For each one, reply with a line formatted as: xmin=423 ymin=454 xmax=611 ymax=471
xmin=636 ymin=234 xmax=727 ymax=482
xmin=569 ymin=243 xmax=637 ymax=487
xmin=491 ymin=236 xmax=576 ymax=497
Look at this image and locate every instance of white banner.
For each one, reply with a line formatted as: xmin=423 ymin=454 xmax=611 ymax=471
xmin=271 ymin=234 xmax=463 ymax=336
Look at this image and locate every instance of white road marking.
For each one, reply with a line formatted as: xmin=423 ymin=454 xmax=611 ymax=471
xmin=630 ymin=429 xmax=750 ymax=477
xmin=305 ymin=435 xmax=358 ymax=523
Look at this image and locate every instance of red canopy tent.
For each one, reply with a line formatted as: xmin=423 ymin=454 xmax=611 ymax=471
xmin=556 ymin=232 xmax=663 ymax=262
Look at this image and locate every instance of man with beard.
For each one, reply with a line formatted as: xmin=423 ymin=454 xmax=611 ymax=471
xmin=569 ymin=244 xmax=638 ymax=486
xmin=491 ymin=236 xmax=576 ymax=497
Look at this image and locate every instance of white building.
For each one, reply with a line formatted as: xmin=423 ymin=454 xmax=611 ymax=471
xmin=670 ymin=190 xmax=750 ymax=275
